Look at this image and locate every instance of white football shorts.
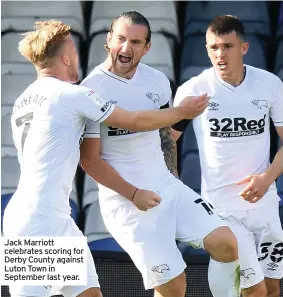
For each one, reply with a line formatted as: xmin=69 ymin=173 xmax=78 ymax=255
xmin=100 ymin=177 xmax=227 ymax=290
xmin=215 ymin=201 xmax=283 ymax=289
xmin=3 ymin=212 xmax=99 ymax=297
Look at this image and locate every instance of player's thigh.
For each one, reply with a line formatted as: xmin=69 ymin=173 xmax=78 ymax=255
xmin=253 ymin=202 xmax=283 ymax=281
xmin=103 ymin=196 xmax=186 ymax=290
xmin=175 ymin=182 xmax=226 ymax=248
xmin=59 ymin=219 xmax=100 ymax=297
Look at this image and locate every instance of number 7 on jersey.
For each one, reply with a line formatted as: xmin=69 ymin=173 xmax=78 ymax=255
xmin=15 ymin=112 xmax=34 ymax=153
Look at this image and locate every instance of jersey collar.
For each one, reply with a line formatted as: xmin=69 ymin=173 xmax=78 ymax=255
xmin=98 ymin=63 xmax=139 ymax=84
xmin=214 ymin=65 xmax=248 ymax=92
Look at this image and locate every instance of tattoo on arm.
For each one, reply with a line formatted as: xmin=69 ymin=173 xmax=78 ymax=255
xmin=159 ymin=127 xmax=179 ymax=178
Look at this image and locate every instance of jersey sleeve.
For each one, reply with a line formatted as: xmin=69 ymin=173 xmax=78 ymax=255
xmin=172 ymin=80 xmax=195 ymax=131
xmin=64 ymin=86 xmax=115 ymax=124
xmin=159 ymin=75 xmax=172 ymax=107
xmin=173 ymin=80 xmax=196 ymax=107
xmin=270 ymin=77 xmax=283 ymax=126
xmin=84 ymin=119 xmax=101 ymax=139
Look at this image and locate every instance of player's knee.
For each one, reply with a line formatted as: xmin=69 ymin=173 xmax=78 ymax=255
xmin=155 ymin=272 xmax=186 ymax=297
xmin=204 ymin=226 xmax=238 ymax=262
xmin=77 ymin=287 xmax=103 ymax=297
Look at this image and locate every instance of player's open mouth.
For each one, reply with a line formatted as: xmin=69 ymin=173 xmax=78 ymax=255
xmin=218 ymin=62 xmax=227 ymax=70
xmin=118 ymin=55 xmax=132 ymax=64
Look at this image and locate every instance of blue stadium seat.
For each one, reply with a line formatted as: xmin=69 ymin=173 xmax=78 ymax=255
xmin=277 ymin=3 xmax=283 ymax=38
xmin=180 ymin=152 xmax=201 ymax=195
xmin=69 ymin=198 xmax=78 ymax=224
xmin=180 ymin=35 xmax=211 ymax=84
xmin=1 ymin=193 xmax=13 ymax=234
xmin=181 ymin=35 xmax=210 ymax=69
xmin=179 ymin=122 xmax=201 ymax=194
xmin=88 ymin=238 xmax=124 ymax=252
xmin=69 ymin=180 xmax=79 ymax=224
xmin=244 ymin=35 xmax=267 ymax=70
xmin=184 ymin=1 xmax=271 ymax=38
xmin=180 ymin=121 xmax=198 ymax=154
xmin=275 ymin=40 xmax=283 ymax=80
xmin=278 ymin=175 xmax=283 ymax=228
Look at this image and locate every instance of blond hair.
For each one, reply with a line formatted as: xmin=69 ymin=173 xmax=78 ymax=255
xmin=18 ymin=20 xmax=71 ymax=68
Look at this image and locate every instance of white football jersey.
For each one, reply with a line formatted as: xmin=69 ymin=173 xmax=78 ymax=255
xmin=174 ymin=65 xmax=283 ymax=210
xmin=81 ymin=63 xmax=172 ymax=209
xmin=8 ymin=77 xmax=114 ymax=219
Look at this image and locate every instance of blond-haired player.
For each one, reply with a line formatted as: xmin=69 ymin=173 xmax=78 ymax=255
xmin=3 ymin=20 xmax=210 ymax=297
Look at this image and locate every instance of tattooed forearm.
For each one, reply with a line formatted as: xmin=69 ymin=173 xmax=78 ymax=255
xmin=159 ymin=127 xmax=179 ymax=177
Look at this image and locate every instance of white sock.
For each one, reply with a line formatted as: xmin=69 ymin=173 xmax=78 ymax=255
xmin=208 ymin=258 xmax=241 ymax=297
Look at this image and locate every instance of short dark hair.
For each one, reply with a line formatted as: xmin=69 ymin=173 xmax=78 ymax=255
xmin=207 ymin=15 xmax=245 ymax=41
xmin=109 ymin=11 xmax=151 ymax=44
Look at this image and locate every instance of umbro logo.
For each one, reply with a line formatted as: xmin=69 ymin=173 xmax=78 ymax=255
xmin=146 ymin=92 xmax=160 ymax=103
xmin=208 ymin=102 xmax=219 ymax=111
xmin=267 ymin=263 xmax=278 ymax=270
xmin=251 ymin=99 xmax=268 ymax=109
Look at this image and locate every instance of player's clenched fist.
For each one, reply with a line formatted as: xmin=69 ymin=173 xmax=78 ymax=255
xmin=179 ymin=94 xmax=210 ymax=119
xmin=132 ymin=189 xmax=162 ymax=211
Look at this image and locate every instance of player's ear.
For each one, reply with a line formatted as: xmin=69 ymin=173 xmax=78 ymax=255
xmin=106 ymin=32 xmax=112 ymax=49
xmin=62 ymin=53 xmax=71 ymax=66
xmin=242 ymin=42 xmax=249 ymax=56
xmin=143 ymin=41 xmax=151 ymax=56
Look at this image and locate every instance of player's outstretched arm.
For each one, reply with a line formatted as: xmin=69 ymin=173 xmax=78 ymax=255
xmin=80 ymin=138 xmax=162 ymax=211
xmin=103 ymin=94 xmax=209 ymax=132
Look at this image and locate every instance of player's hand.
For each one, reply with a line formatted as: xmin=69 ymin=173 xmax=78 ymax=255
xmin=132 ymin=189 xmax=162 ymax=211
xmin=178 ymin=94 xmax=210 ymax=119
xmin=236 ymin=173 xmax=273 ymax=203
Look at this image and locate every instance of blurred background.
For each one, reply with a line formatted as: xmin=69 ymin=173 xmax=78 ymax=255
xmin=1 ymin=1 xmax=283 ymax=296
